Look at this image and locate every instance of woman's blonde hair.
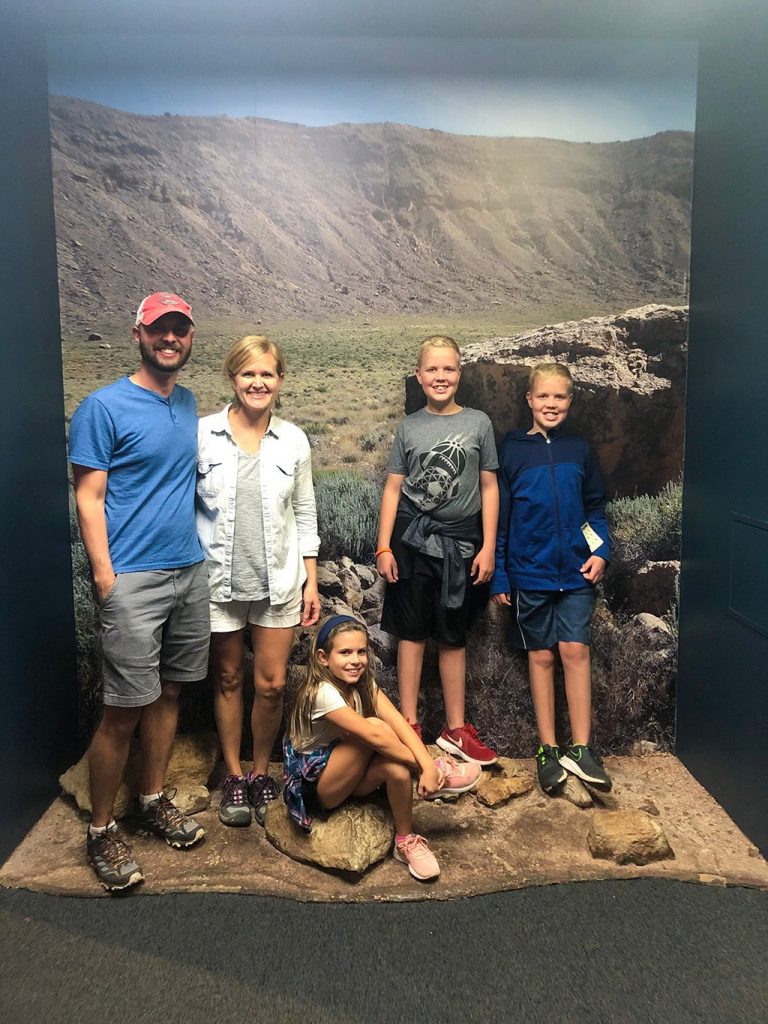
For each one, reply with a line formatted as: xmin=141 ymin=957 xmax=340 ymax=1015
xmin=527 ymin=361 xmax=573 ymax=393
xmin=224 ymin=335 xmax=286 ymax=407
xmin=287 ymin=616 xmax=377 ymax=748
xmin=417 ymin=334 xmax=461 ymax=367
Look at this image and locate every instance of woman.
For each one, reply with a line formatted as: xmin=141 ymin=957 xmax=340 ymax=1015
xmin=196 ymin=335 xmax=320 ymax=826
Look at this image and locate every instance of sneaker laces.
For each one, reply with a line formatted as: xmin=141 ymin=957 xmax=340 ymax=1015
xmin=434 ymin=755 xmax=462 ymax=782
xmin=397 ymin=833 xmax=431 ymax=858
xmin=148 ymin=791 xmax=186 ymax=828
xmin=95 ymin=828 xmax=133 ymax=867
xmin=464 ymin=723 xmax=481 ymax=740
xmin=222 ymin=776 xmax=248 ymax=806
xmin=250 ymin=774 xmax=279 ymax=803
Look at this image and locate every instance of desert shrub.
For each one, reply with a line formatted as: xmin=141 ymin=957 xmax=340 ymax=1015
xmin=314 ymin=469 xmax=381 ymax=563
xmin=329 ymin=415 xmax=350 ymax=426
xmin=69 ymin=491 xmax=103 ymax=741
xmin=604 ymin=481 xmax=682 ymax=608
xmin=300 ymin=420 xmax=328 ymax=437
xmin=606 ymin=480 xmax=682 ymax=564
xmin=589 ymin=602 xmax=676 ymax=752
xmin=359 ymin=426 xmax=387 ymax=452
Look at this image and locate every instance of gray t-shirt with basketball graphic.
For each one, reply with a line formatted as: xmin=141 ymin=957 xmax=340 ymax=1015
xmin=388 ymin=407 xmax=498 ymax=558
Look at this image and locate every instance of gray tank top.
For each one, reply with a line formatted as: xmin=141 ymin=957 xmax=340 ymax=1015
xmin=230 ymin=450 xmax=269 ymax=601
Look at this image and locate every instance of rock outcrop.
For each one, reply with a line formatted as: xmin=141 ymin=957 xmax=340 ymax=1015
xmin=405 ymin=304 xmax=687 ymax=497
xmin=587 ymin=809 xmax=674 ymax=865
xmin=59 ymin=733 xmax=219 ymax=818
xmin=264 ymin=798 xmax=394 ymax=874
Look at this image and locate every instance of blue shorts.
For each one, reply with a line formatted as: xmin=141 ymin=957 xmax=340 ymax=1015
xmin=509 ymin=588 xmax=594 ymax=650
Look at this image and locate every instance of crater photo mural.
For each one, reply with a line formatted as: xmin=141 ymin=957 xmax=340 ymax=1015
xmin=49 ymin=36 xmax=696 ymax=753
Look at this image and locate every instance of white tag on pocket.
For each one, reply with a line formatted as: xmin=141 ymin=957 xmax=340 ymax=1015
xmin=581 ymin=522 xmax=603 ymax=554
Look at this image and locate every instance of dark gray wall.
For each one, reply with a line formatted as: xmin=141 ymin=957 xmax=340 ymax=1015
xmin=0 ymin=2 xmax=78 ymax=860
xmin=677 ymin=5 xmax=768 ymax=852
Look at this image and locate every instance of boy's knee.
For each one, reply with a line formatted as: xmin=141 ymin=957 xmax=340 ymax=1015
xmin=529 ymin=648 xmax=555 ymax=669
xmin=558 ymin=641 xmax=589 ymax=663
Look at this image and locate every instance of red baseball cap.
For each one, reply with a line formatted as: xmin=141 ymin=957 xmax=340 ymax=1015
xmin=135 ymin=292 xmax=194 ymax=326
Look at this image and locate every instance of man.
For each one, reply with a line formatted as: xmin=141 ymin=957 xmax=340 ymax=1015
xmin=69 ymin=292 xmax=210 ymax=891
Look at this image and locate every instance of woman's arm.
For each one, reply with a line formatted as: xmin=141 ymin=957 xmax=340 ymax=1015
xmin=292 ymin=441 xmax=321 ymax=559
xmin=300 ymin=556 xmax=320 ymax=626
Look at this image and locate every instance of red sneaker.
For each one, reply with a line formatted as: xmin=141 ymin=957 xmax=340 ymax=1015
xmin=408 ymin=721 xmax=423 ymax=742
xmin=436 ymin=723 xmax=497 ymax=765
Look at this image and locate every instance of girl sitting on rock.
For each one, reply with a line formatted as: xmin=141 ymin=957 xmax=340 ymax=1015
xmin=284 ymin=615 xmax=481 ymax=881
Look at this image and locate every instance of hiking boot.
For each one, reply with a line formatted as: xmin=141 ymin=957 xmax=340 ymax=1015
xmin=436 ymin=723 xmax=498 ymax=765
xmin=86 ymin=824 xmax=144 ymax=892
xmin=535 ymin=744 xmax=567 ymax=792
xmin=218 ymin=774 xmax=251 ymax=827
xmin=393 ymin=833 xmax=440 ymax=880
xmin=247 ymin=772 xmax=280 ymax=826
xmin=427 ymin=754 xmax=482 ymax=798
xmin=560 ymin=744 xmax=612 ymax=790
xmin=134 ymin=791 xmax=206 ymax=848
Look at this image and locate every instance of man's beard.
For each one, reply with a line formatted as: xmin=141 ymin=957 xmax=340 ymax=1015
xmin=138 ymin=338 xmax=192 ymax=373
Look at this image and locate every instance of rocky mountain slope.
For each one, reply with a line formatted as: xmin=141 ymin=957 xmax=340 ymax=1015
xmin=50 ymin=96 xmax=693 ymax=326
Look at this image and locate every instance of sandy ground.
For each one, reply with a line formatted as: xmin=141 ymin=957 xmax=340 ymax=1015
xmin=1 ymin=754 xmax=765 ymax=901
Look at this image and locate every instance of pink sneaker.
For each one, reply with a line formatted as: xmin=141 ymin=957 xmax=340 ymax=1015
xmin=393 ymin=833 xmax=440 ymax=880
xmin=436 ymin=723 xmax=498 ymax=765
xmin=427 ymin=755 xmax=482 ymax=798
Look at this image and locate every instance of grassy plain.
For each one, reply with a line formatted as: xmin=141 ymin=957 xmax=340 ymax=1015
xmin=61 ymin=301 xmax=615 ymax=477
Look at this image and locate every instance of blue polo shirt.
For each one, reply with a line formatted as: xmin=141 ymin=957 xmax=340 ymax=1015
xmin=68 ymin=376 xmax=204 ymax=573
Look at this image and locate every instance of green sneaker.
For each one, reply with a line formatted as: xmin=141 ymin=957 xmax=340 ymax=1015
xmin=560 ymin=744 xmax=612 ymax=790
xmin=536 ymin=744 xmax=567 ymax=792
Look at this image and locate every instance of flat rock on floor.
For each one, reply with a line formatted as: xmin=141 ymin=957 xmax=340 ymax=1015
xmin=2 ymin=755 xmax=767 ymax=901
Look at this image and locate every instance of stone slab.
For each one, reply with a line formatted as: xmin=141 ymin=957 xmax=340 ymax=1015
xmin=1 ymin=755 xmax=766 ymax=901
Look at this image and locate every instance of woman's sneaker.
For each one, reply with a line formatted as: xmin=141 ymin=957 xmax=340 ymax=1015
xmin=428 ymin=755 xmax=482 ymax=798
xmin=559 ymin=744 xmax=612 ymax=790
xmin=436 ymin=723 xmax=498 ymax=765
xmin=86 ymin=824 xmax=144 ymax=892
xmin=535 ymin=744 xmax=567 ymax=792
xmin=218 ymin=774 xmax=252 ymax=827
xmin=393 ymin=833 xmax=440 ymax=880
xmin=247 ymin=772 xmax=280 ymax=826
xmin=134 ymin=791 xmax=206 ymax=848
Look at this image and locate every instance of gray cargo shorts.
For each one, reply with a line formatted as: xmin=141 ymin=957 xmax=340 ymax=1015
xmin=98 ymin=562 xmax=210 ymax=708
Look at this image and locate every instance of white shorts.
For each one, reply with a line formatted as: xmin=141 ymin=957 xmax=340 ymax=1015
xmin=210 ymin=592 xmax=302 ymax=632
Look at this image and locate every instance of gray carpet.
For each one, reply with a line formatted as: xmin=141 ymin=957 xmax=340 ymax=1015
xmin=1 ymin=880 xmax=766 ymax=1023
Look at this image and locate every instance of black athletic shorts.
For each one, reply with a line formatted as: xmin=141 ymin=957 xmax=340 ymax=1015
xmin=380 ymin=517 xmax=488 ymax=648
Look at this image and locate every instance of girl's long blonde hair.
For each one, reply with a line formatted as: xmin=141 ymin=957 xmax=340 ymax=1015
xmin=288 ymin=617 xmax=377 ymax=748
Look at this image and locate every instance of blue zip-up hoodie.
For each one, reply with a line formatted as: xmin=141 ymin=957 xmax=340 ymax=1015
xmin=491 ymin=428 xmax=611 ymax=593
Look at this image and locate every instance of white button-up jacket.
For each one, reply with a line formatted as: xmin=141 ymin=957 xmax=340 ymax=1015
xmin=196 ymin=407 xmax=320 ymax=605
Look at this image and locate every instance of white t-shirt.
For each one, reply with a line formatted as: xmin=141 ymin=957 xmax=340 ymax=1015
xmin=294 ymin=681 xmax=378 ymax=753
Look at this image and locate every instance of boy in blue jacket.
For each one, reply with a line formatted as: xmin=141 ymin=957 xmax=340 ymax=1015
xmin=491 ymin=362 xmax=612 ymax=792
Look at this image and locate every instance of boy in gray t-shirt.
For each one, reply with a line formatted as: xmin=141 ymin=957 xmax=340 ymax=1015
xmin=376 ymin=336 xmax=500 ymax=765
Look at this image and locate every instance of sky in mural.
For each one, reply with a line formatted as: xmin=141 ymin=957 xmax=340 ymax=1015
xmin=47 ymin=37 xmax=697 ymax=142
